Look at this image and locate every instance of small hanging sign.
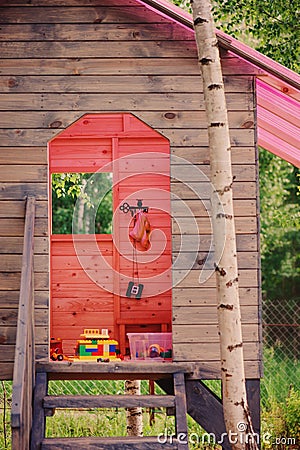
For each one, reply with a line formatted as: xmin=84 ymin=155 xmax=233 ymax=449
xmin=126 ymin=281 xmax=144 ymax=299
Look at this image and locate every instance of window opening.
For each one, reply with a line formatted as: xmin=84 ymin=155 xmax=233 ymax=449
xmin=51 ymin=172 xmax=113 ymax=234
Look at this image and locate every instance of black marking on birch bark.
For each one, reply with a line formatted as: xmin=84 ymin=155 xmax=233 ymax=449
xmin=125 ymin=385 xmax=139 ymax=393
xmin=227 ymin=342 xmax=243 ymax=352
xmin=194 ymin=17 xmax=208 ymax=25
xmin=241 ymin=398 xmax=251 ymax=416
xmin=216 ymin=213 xmax=233 ymax=219
xmin=234 ymin=401 xmax=243 ymax=406
xmin=126 ymin=411 xmax=143 ymax=417
xmin=214 ymin=264 xmax=226 ymax=276
xmin=200 ymin=57 xmax=212 ymax=65
xmin=208 ymin=83 xmax=222 ymax=90
xmin=226 ymin=277 xmax=238 ymax=287
xmin=218 ymin=303 xmax=234 ymax=310
xmin=210 ymin=122 xmax=225 ymax=127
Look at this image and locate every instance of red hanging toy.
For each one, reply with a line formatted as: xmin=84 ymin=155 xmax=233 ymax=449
xmin=129 ymin=211 xmax=151 ymax=250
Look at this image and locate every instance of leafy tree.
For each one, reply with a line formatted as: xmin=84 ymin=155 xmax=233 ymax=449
xmin=172 ymin=1 xmax=300 ymax=72
xmin=212 ymin=0 xmax=300 ymax=72
xmin=52 ymin=173 xmax=113 ymax=234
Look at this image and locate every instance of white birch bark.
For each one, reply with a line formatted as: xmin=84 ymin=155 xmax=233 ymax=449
xmin=191 ymin=1 xmax=258 ymax=448
xmin=125 ymin=379 xmax=143 ymax=437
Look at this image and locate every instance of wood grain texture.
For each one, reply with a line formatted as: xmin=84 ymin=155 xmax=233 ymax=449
xmin=173 ymin=342 xmax=260 ymax=362
xmin=0 ymin=127 xmax=255 ymax=147
xmin=0 ymin=92 xmax=254 ymax=112
xmin=0 ymin=40 xmax=198 ymax=58
xmin=43 ymin=394 xmax=175 ymax=409
xmin=0 ymin=110 xmax=254 ymax=130
xmin=0 ymin=75 xmax=253 ymax=93
xmin=172 ymin=147 xmax=256 ymax=165
xmin=173 ymin=269 xmax=259 ymax=288
xmin=0 ymin=308 xmax=48 ymax=327
xmin=0 ymin=290 xmax=48 ymax=308
xmin=0 ymin=218 xmax=48 ymax=236
xmin=172 ymin=305 xmax=258 ymax=325
xmin=172 ymin=216 xmax=258 ymax=234
xmin=0 ymin=183 xmax=48 ymax=200
xmin=173 ymin=324 xmax=259 ymax=343
xmin=0 ymin=237 xmax=48 ymax=254
xmin=0 ymin=57 xmax=261 ymax=76
xmin=172 ymin=234 xmax=258 ymax=252
xmin=172 ymin=287 xmax=258 ymax=306
xmin=0 ymin=6 xmax=171 ymax=25
xmin=0 ymin=23 xmax=194 ymax=42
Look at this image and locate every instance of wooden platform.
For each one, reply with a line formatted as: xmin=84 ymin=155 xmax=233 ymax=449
xmin=35 ymin=360 xmax=217 ymax=380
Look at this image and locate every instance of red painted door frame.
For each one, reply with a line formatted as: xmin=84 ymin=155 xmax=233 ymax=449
xmin=48 ymin=113 xmax=172 ymax=356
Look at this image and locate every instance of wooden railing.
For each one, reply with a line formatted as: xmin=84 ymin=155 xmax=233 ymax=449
xmin=11 ymin=197 xmax=36 ymax=450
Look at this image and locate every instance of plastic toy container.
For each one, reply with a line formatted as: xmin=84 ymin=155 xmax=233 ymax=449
xmin=127 ymin=332 xmax=172 ymax=361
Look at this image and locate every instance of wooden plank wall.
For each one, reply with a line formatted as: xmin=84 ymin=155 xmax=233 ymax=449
xmin=0 ymin=0 xmax=261 ymax=379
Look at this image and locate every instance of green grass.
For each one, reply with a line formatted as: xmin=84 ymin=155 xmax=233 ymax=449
xmin=260 ymin=347 xmax=300 ymax=448
xmin=1 ymin=350 xmax=299 ymax=449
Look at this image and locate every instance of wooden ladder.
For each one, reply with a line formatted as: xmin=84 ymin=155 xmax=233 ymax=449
xmin=30 ymin=362 xmax=190 ymax=449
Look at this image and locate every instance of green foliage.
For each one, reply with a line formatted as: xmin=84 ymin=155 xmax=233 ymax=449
xmin=260 ymin=348 xmax=300 ymax=447
xmin=52 ymin=173 xmax=83 ymax=199
xmin=259 ymin=149 xmax=300 ymax=301
xmin=212 ymin=0 xmax=300 ymax=72
xmin=172 ymin=1 xmax=299 ymax=73
xmin=52 ymin=173 xmax=113 ymax=234
xmin=172 ymin=0 xmax=191 ymax=12
xmin=285 ymin=388 xmax=300 ymax=440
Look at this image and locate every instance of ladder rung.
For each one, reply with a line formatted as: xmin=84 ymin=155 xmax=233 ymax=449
xmin=43 ymin=394 xmax=175 ymax=409
xmin=41 ymin=436 xmax=179 ymax=449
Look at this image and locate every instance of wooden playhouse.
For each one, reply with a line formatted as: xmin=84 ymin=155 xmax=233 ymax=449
xmin=0 ymin=0 xmax=299 ymax=448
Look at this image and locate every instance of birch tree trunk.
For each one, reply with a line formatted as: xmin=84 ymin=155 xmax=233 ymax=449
xmin=191 ymin=1 xmax=258 ymax=449
xmin=125 ymin=380 xmax=143 ymax=437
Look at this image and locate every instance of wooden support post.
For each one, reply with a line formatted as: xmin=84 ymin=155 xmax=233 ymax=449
xmin=184 ymin=380 xmax=231 ymax=450
xmin=246 ymin=379 xmax=260 ymax=444
xmin=30 ymin=372 xmax=48 ymax=450
xmin=173 ymin=372 xmax=189 ymax=450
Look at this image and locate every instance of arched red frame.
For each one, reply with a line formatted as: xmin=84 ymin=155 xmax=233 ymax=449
xmin=48 ymin=113 xmax=172 ymax=356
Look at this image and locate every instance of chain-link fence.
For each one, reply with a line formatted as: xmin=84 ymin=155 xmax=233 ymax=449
xmin=1 ymin=302 xmax=299 ymax=448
